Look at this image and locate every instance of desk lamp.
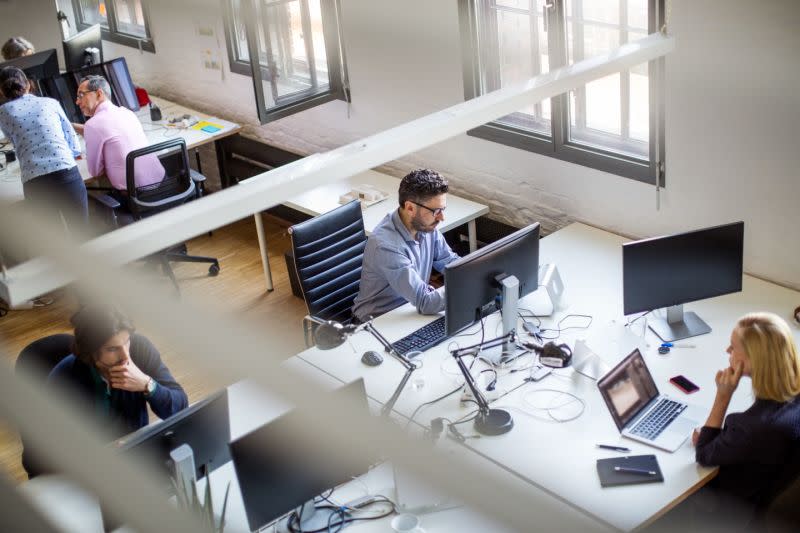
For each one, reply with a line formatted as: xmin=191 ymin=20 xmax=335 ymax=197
xmin=313 ymin=318 xmax=418 ymax=417
xmin=450 ymin=333 xmax=516 ymax=436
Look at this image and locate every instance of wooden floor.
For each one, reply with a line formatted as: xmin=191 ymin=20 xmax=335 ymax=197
xmin=0 ymin=215 xmax=309 ymax=484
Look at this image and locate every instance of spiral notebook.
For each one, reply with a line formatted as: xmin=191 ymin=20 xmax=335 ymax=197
xmin=596 ymin=454 xmax=664 ymax=487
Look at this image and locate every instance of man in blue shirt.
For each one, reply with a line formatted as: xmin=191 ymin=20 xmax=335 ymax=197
xmin=353 ymin=169 xmax=460 ymax=322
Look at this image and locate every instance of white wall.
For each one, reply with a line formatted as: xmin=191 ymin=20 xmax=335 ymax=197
xmin=0 ymin=0 xmax=63 ymax=65
xmin=4 ymin=0 xmax=800 ymax=290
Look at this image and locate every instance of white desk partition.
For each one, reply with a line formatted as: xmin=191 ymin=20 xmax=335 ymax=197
xmin=294 ymin=222 xmax=800 ymax=531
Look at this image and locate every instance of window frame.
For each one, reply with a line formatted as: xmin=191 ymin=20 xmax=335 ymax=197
xmin=71 ymin=0 xmax=156 ymax=53
xmin=222 ymin=0 xmax=350 ymax=125
xmin=459 ymin=0 xmax=665 ymax=185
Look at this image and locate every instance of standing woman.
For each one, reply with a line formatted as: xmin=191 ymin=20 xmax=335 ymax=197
xmin=0 ymin=66 xmax=87 ymax=232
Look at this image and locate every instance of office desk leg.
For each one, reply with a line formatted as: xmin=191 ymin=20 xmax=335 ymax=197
xmin=254 ymin=213 xmax=274 ymax=292
xmin=468 ymin=220 xmax=478 ymax=252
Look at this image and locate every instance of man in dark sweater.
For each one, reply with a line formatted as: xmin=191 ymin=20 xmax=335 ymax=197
xmin=23 ymin=304 xmax=188 ymax=477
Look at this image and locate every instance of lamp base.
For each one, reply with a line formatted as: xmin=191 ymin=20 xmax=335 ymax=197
xmin=474 ymin=408 xmax=514 ymax=436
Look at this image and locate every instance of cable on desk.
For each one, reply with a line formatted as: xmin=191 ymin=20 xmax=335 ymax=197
xmin=405 ymin=384 xmax=462 ymax=429
xmin=625 ymin=310 xmax=652 ymax=327
xmin=536 ymin=313 xmax=593 ymax=340
xmin=519 ymin=388 xmax=586 ymax=422
xmin=286 ymin=497 xmax=395 ymax=533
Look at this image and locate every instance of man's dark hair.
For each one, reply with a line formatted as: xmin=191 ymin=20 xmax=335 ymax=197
xmin=0 ymin=67 xmax=28 ymax=100
xmin=398 ymin=169 xmax=449 ymax=207
xmin=70 ymin=303 xmax=135 ymax=365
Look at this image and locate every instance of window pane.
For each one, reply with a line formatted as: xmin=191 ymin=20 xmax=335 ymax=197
xmin=485 ymin=1 xmax=550 ymax=136
xmin=566 ymin=0 xmax=648 ymax=159
xmin=627 ymin=0 xmax=648 ymax=31
xmin=231 ymin=0 xmax=252 ymax=62
xmin=80 ymin=0 xmax=109 ymax=28
xmin=114 ymin=0 xmax=148 ymax=38
xmin=259 ymin=0 xmax=330 ymax=101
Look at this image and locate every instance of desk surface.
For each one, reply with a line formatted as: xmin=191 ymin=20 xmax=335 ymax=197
xmin=284 ymin=169 xmax=489 ymax=234
xmin=197 ymin=357 xmax=612 ymax=533
xmin=293 ymin=222 xmax=800 ymax=531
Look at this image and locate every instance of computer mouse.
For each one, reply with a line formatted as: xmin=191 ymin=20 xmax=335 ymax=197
xmin=361 ymin=350 xmax=384 ymax=367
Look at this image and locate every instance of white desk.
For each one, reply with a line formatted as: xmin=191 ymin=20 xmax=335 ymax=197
xmin=293 ymin=222 xmax=800 ymax=531
xmin=196 ymin=357 xmax=610 ymax=533
xmin=253 ymin=168 xmax=489 ymax=293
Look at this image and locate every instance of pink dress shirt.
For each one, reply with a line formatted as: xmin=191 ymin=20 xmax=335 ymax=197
xmin=84 ymin=101 xmax=164 ymax=190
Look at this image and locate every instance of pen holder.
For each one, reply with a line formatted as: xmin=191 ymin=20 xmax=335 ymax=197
xmin=149 ymin=103 xmax=162 ymax=122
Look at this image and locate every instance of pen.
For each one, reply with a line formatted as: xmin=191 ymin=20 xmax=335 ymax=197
xmin=614 ymin=466 xmax=656 ymax=476
xmin=596 ymin=444 xmax=631 ymax=452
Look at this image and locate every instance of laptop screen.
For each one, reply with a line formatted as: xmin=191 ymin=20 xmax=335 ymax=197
xmin=597 ymin=349 xmax=660 ymax=430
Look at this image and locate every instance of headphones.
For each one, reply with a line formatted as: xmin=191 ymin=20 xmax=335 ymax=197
xmin=523 ymin=340 xmax=573 ymax=368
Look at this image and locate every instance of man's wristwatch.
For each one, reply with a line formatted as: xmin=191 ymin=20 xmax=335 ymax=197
xmin=144 ymin=377 xmax=157 ymax=397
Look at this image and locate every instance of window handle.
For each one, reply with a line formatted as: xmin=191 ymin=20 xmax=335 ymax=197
xmin=543 ymin=1 xmax=555 ymax=32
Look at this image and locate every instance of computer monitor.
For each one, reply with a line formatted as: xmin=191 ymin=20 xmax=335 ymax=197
xmin=103 ymin=57 xmax=140 ymax=112
xmin=622 ymin=221 xmax=744 ymax=342
xmin=444 ymin=222 xmax=540 ymax=363
xmin=39 ymin=74 xmax=83 ymax=123
xmin=63 ymin=24 xmax=103 ymax=71
xmin=115 ymin=389 xmax=231 ymax=492
xmin=229 ymin=378 xmax=374 ymax=532
xmin=0 ymin=49 xmax=59 ymax=95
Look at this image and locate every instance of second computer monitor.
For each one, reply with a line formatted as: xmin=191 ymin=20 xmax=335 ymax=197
xmin=444 ymin=222 xmax=540 ymax=337
xmin=622 ymin=221 xmax=744 ymax=342
xmin=116 ymin=389 xmax=231 ymax=491
xmin=63 ymin=24 xmax=103 ymax=71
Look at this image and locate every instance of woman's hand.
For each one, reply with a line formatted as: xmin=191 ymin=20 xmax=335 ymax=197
xmin=715 ymin=360 xmax=744 ymax=400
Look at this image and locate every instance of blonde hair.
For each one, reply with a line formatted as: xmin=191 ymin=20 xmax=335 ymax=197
xmin=735 ymin=312 xmax=800 ymax=402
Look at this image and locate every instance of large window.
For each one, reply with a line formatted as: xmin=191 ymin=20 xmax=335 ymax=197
xmin=460 ymin=0 xmax=664 ymax=184
xmin=72 ymin=0 xmax=154 ymax=52
xmin=223 ymin=0 xmax=349 ymax=124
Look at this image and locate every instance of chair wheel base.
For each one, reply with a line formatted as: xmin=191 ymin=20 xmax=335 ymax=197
xmin=208 ymin=264 xmax=220 ymax=276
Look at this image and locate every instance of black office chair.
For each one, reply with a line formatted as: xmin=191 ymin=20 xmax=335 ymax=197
xmin=89 ymin=138 xmax=220 ymax=294
xmin=288 ymin=200 xmax=367 ymax=346
xmin=15 ymin=333 xmax=75 ymax=479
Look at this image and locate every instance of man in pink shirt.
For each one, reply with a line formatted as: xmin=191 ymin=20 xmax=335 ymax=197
xmin=74 ymin=75 xmax=164 ymax=192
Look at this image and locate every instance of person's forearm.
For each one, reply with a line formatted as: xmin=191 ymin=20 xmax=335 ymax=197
xmin=704 ymin=392 xmax=733 ymax=428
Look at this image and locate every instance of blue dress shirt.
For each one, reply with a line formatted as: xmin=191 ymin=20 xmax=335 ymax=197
xmin=0 ymin=94 xmax=80 ymax=182
xmin=353 ymin=209 xmax=459 ymax=322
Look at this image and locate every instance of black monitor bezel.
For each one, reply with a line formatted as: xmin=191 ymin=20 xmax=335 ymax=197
xmin=63 ymin=23 xmax=103 ymax=72
xmin=229 ymin=378 xmax=373 ymax=532
xmin=115 ymin=388 xmax=231 ymax=489
xmin=444 ymin=222 xmax=540 ymax=337
xmin=622 ymin=221 xmax=744 ymax=316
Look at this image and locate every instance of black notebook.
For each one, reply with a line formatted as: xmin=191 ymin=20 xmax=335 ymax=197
xmin=596 ymin=454 xmax=664 ymax=487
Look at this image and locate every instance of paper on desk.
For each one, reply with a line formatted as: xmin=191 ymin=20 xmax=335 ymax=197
xmin=192 ymin=120 xmax=223 ymax=133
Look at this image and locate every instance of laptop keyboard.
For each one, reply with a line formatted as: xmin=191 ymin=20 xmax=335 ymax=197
xmin=630 ymin=398 xmax=686 ymax=440
xmin=391 ymin=316 xmax=447 ymax=356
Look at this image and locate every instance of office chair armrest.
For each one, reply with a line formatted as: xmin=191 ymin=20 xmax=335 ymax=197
xmin=87 ymin=190 xmax=121 ymax=209
xmin=189 ymin=169 xmax=206 ymax=184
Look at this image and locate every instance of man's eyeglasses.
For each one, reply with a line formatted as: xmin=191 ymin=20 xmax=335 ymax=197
xmin=411 ymin=200 xmax=446 ymax=217
xmin=76 ymin=89 xmax=97 ymax=99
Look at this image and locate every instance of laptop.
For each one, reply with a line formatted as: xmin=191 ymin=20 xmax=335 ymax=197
xmin=597 ymin=349 xmax=704 ymax=452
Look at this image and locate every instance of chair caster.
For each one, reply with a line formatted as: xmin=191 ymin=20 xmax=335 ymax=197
xmin=208 ymin=263 xmax=220 ymax=276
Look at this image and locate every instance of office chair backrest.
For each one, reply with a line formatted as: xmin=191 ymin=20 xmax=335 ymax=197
xmin=125 ymin=138 xmax=195 ymax=217
xmin=290 ymin=200 xmax=367 ymax=323
xmin=15 ymin=333 xmax=75 ymax=382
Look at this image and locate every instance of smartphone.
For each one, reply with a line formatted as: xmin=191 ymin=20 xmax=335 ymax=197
xmin=669 ymin=375 xmax=699 ymax=394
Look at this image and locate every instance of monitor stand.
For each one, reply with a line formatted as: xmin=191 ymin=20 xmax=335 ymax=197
xmin=649 ymin=305 xmax=711 ymax=342
xmin=481 ymin=275 xmax=526 ymax=365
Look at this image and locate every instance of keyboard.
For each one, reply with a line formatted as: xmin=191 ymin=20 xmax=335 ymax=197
xmin=630 ymin=398 xmax=686 ymax=440
xmin=391 ymin=316 xmax=447 ymax=356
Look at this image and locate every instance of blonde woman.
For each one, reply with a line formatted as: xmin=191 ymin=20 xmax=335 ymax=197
xmin=691 ymin=312 xmax=800 ymax=522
